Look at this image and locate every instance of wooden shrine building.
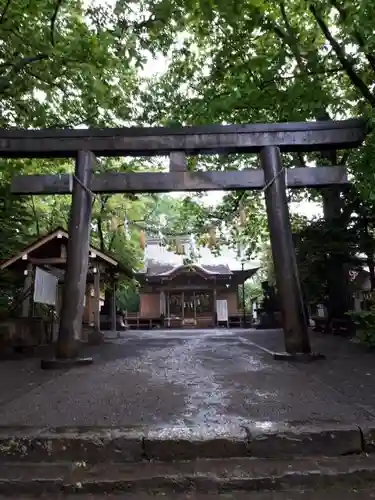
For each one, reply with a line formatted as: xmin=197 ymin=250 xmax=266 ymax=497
xmin=0 ymin=228 xmax=129 ymax=349
xmin=127 ymin=235 xmax=259 ymax=329
xmin=135 ymin=262 xmax=258 ymax=329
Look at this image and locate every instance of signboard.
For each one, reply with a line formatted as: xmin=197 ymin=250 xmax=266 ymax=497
xmin=216 ymin=299 xmax=228 ymax=323
xmin=33 ymin=267 xmax=58 ymax=306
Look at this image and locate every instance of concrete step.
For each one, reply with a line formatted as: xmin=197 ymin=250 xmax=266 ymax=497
xmin=0 ymin=455 xmax=375 ymax=495
xmin=2 ymin=490 xmax=375 ymax=500
xmin=0 ymin=423 xmax=373 ymax=462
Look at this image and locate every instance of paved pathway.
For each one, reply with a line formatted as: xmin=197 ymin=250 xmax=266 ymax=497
xmin=0 ymin=329 xmax=374 ymax=432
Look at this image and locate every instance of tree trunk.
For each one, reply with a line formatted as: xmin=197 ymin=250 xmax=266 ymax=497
xmin=368 ymin=257 xmax=375 ymax=292
xmin=321 ymin=186 xmax=351 ymax=323
xmin=317 ymin=113 xmax=351 ymax=324
xmin=97 ymin=216 xmax=105 ymax=252
xmin=364 ymin=217 xmax=375 ymax=291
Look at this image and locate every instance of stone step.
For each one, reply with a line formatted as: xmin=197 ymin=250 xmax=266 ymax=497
xmin=0 ymin=455 xmax=375 ymax=495
xmin=2 ymin=490 xmax=374 ymax=500
xmin=0 ymin=423 xmax=372 ymax=462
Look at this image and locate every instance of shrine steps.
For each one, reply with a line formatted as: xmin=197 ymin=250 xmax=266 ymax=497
xmin=0 ymin=424 xmax=375 ymax=496
xmin=0 ymin=455 xmax=374 ymax=496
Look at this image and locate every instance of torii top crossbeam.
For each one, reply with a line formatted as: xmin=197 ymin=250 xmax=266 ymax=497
xmin=0 ymin=118 xmax=366 ymax=158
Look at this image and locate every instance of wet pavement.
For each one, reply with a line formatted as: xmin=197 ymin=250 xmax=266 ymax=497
xmin=0 ymin=328 xmax=375 ymax=430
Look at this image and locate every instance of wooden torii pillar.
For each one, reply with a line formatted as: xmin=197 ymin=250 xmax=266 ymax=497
xmin=4 ymin=119 xmax=366 ymax=366
xmin=43 ymin=151 xmax=96 ymax=368
xmin=260 ymin=146 xmax=313 ymax=359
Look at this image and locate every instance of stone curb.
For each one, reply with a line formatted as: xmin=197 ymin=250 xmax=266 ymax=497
xmin=62 ymin=469 xmax=375 ymax=495
xmin=0 ymin=423 xmax=370 ymax=462
xmin=360 ymin=426 xmax=375 ymax=453
xmin=0 ymin=428 xmax=144 ymax=463
xmin=0 ymin=457 xmax=375 ymax=494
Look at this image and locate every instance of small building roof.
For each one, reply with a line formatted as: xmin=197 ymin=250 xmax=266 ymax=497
xmin=136 ymin=261 xmax=258 ymax=284
xmin=0 ymin=227 xmax=132 ymax=278
xmin=147 ymin=262 xmax=232 ymax=277
xmin=143 ymin=235 xmax=261 ymax=271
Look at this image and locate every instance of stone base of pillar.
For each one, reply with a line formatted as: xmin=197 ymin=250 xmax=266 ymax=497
xmin=272 ymin=352 xmax=326 ymax=362
xmin=87 ymin=329 xmax=104 ymax=345
xmin=40 ymin=357 xmax=93 ymax=370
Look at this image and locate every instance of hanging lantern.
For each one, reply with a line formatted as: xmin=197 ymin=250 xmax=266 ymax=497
xmin=111 ymin=216 xmax=120 ymax=231
xmin=208 ymin=226 xmax=217 ymax=247
xmin=139 ymin=230 xmax=146 ymax=250
xmin=239 ymin=203 xmax=247 ymax=227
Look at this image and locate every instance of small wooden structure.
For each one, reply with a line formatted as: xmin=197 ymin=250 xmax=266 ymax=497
xmin=0 ymin=228 xmax=128 ymax=348
xmin=131 ymin=262 xmax=257 ymax=329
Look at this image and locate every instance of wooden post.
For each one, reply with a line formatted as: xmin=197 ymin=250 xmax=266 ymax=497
xmin=167 ymin=291 xmax=170 ymax=327
xmin=22 ymin=263 xmax=33 ymax=317
xmin=93 ymin=266 xmax=101 ymax=330
xmin=260 ymin=146 xmax=312 ymax=355
xmin=193 ymin=291 xmax=197 ymax=324
xmin=169 ymin=152 xmax=187 ymax=172
xmin=55 ymin=151 xmax=94 ymax=359
xmin=242 ymin=274 xmax=246 ymax=327
xmin=213 ymin=286 xmax=217 ymax=326
xmin=182 ymin=291 xmax=184 ymax=323
xmin=111 ymin=279 xmax=117 ymax=334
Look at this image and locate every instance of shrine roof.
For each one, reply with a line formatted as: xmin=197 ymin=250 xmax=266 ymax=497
xmin=140 ymin=262 xmax=231 ymax=276
xmin=136 ymin=261 xmax=258 ymax=282
xmin=0 ymin=227 xmax=132 ymax=277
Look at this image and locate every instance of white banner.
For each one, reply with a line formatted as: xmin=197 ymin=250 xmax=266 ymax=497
xmin=33 ymin=267 xmax=58 ymax=306
xmin=216 ymin=299 xmax=228 ymax=322
xmin=160 ymin=291 xmax=166 ymax=315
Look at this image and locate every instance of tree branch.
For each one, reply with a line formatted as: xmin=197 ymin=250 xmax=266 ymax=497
xmin=96 ymin=196 xmax=110 ymax=252
xmin=263 ymin=67 xmax=344 ymax=89
xmin=329 ymin=0 xmax=375 ymax=73
xmin=29 ymin=196 xmax=40 ymax=236
xmin=60 ymin=207 xmax=69 ymax=228
xmin=309 ymin=4 xmax=375 ymax=107
xmin=23 ymin=68 xmax=65 ymax=91
xmin=263 ymin=12 xmax=305 ymax=69
xmin=206 ymin=66 xmax=345 ymax=108
xmin=50 ymin=0 xmax=63 ymax=46
xmin=97 ymin=216 xmax=106 ymax=252
xmin=48 ymin=110 xmax=100 ymax=129
xmin=0 ymin=0 xmax=12 ymax=24
xmin=0 ymin=54 xmax=49 ymax=92
xmin=278 ymin=2 xmax=306 ymax=71
xmin=108 ymin=232 xmax=117 ymax=251
xmin=12 ymin=54 xmax=49 ymax=71
xmin=296 ymin=153 xmax=307 ymax=167
xmin=339 ymin=150 xmax=350 ymax=166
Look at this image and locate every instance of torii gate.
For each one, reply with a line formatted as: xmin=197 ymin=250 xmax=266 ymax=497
xmin=2 ymin=119 xmax=366 ymax=367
